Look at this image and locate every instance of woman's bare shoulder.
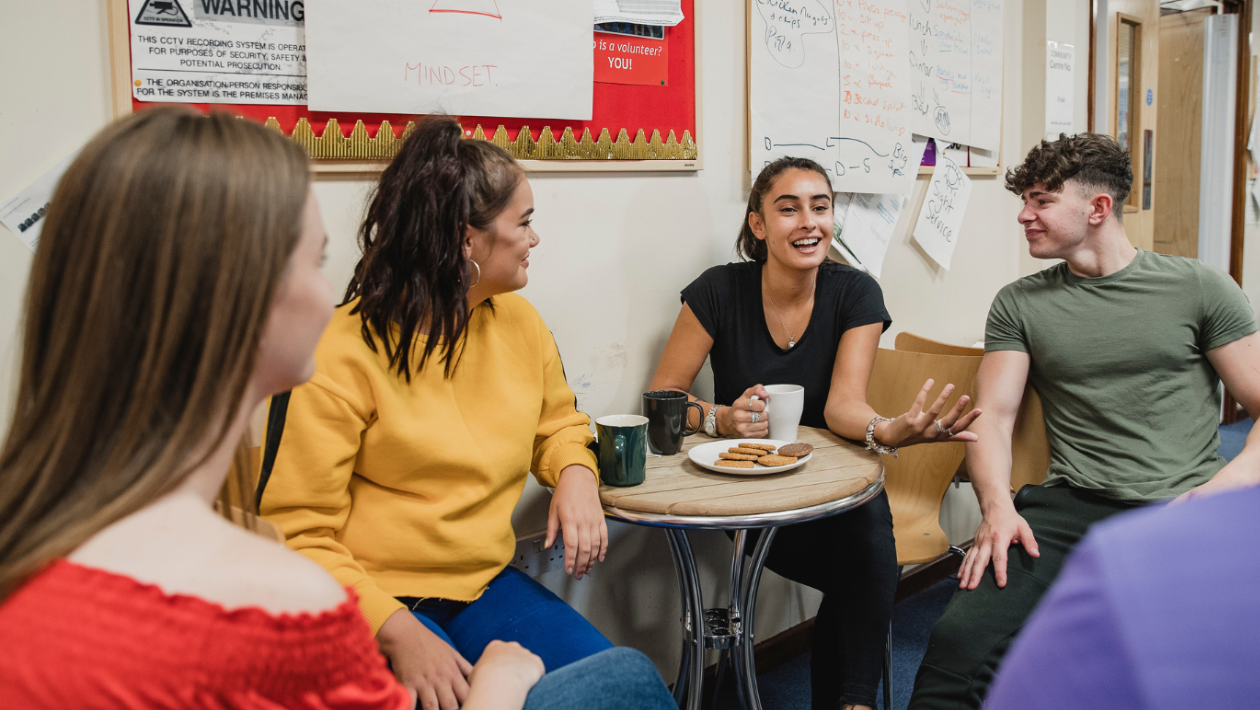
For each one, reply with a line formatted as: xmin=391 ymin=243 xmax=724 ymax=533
xmin=70 ymin=498 xmax=347 ymax=616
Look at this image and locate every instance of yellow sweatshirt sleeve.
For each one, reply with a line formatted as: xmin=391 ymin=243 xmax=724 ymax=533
xmin=531 ymin=328 xmax=598 ymax=488
xmin=259 ymin=378 xmax=405 ymax=634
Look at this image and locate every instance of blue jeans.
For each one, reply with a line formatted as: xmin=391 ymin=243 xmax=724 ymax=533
xmin=400 ymin=566 xmax=613 ymax=672
xmin=523 ymin=647 xmax=675 ymax=710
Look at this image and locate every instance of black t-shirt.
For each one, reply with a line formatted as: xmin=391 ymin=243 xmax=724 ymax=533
xmin=681 ymin=262 xmax=891 ymax=429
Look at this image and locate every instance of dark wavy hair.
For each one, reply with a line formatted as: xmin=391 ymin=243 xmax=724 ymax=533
xmin=738 ymin=157 xmax=832 ymax=262
xmin=1005 ymin=133 xmax=1133 ymax=219
xmin=343 ymin=116 xmax=523 ymax=380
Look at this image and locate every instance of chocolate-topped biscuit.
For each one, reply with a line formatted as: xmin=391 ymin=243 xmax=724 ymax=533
xmin=715 ymin=459 xmax=755 ymax=469
xmin=777 ymin=442 xmax=814 ymax=457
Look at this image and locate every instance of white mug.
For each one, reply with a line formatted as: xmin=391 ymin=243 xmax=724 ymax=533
xmin=763 ymin=384 xmax=805 ymax=442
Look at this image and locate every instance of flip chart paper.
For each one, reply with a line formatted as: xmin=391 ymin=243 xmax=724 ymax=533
xmin=835 ymin=192 xmax=905 ymax=278
xmin=833 ymin=0 xmax=918 ymax=193
xmin=912 ymin=153 xmax=972 ymax=269
xmin=0 ymin=153 xmax=74 ymax=252
xmin=908 ymin=0 xmax=1004 ymax=150
xmin=750 ymin=0 xmax=842 ymax=174
xmin=305 ymin=0 xmax=594 ymax=119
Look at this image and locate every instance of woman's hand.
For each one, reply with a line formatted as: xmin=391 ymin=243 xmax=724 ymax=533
xmin=377 ymin=608 xmax=472 ymax=710
xmin=874 ymin=379 xmax=982 ymax=448
xmin=547 ymin=465 xmax=608 ymax=579
xmin=718 ymin=385 xmax=771 ymax=438
xmin=462 ymin=641 xmax=545 ymax=710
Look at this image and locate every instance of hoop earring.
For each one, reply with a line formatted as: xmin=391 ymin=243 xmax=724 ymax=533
xmin=469 ymin=259 xmax=481 ymax=287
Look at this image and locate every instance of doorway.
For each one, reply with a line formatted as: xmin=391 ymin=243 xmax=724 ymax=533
xmin=1153 ymin=7 xmax=1215 ymax=258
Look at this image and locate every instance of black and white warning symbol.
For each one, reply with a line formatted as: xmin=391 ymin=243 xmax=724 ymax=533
xmin=135 ymin=0 xmax=193 ymax=27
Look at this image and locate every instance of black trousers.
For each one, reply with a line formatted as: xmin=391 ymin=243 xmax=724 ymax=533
xmin=736 ymin=489 xmax=898 ymax=708
xmin=907 ymin=484 xmax=1139 ymax=710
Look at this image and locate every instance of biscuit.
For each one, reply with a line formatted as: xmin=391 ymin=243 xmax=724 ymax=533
xmin=739 ymin=443 xmax=777 ymax=451
xmin=719 ymin=452 xmax=760 ymax=461
xmin=757 ymin=455 xmax=798 ymax=466
xmin=777 ymin=443 xmax=814 ymax=457
xmin=728 ymin=447 xmax=765 ymax=456
xmin=715 ymin=459 xmax=755 ymax=469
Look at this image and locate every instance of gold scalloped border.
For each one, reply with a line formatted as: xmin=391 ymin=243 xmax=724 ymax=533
xmin=262 ymin=118 xmax=697 ymax=161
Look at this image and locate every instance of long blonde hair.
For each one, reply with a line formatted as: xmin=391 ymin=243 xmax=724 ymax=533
xmin=0 ymin=108 xmax=310 ymax=599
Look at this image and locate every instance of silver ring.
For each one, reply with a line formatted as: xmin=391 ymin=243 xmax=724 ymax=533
xmin=750 ymin=412 xmax=761 ymax=423
xmin=934 ymin=419 xmax=953 ymax=436
xmin=748 ymin=395 xmax=758 ymax=411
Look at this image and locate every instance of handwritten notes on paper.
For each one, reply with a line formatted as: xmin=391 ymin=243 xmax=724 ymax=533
xmin=750 ymin=0 xmax=843 ymax=172
xmin=834 ymin=192 xmax=905 ymax=278
xmin=913 ymin=152 xmax=972 ymax=269
xmin=305 ymin=0 xmax=593 ymax=119
xmin=752 ymin=0 xmax=1003 ymax=191
xmin=907 ymin=0 xmax=1003 ymax=150
xmin=833 ymin=0 xmax=916 ymax=193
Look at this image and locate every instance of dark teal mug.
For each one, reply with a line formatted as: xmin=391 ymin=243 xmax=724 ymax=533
xmin=595 ymin=414 xmax=648 ymax=487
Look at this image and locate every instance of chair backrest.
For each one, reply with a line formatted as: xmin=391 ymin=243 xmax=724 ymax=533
xmin=1008 ymin=387 xmax=1051 ymax=494
xmin=893 ymin=332 xmax=1050 ymax=495
xmin=894 ymin=331 xmax=983 ymax=357
xmin=868 ymin=347 xmax=982 ymax=564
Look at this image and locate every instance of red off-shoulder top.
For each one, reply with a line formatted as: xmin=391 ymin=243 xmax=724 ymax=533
xmin=0 ymin=559 xmax=412 ymax=710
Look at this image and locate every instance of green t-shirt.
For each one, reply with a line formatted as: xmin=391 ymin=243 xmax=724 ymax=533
xmin=985 ymin=249 xmax=1256 ymax=502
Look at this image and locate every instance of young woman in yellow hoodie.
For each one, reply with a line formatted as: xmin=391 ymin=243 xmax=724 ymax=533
xmin=258 ymin=117 xmax=643 ymax=710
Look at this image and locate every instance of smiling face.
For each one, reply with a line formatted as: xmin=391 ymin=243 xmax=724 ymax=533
xmin=749 ymin=168 xmax=833 ymax=271
xmin=1017 ymin=180 xmax=1115 ymax=260
xmin=465 ymin=177 xmax=538 ymax=297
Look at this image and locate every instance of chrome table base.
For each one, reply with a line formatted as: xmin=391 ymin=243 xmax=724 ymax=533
xmin=667 ymin=526 xmax=779 ymax=710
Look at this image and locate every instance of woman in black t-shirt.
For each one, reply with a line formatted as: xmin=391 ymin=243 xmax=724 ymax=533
xmin=649 ymin=157 xmax=981 ymax=710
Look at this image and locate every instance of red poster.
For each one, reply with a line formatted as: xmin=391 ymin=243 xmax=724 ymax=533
xmin=594 ymin=33 xmax=668 ymax=86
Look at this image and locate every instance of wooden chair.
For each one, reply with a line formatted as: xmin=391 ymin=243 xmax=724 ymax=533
xmin=894 ymin=332 xmax=1050 ymax=495
xmin=867 ymin=347 xmax=982 ymax=566
xmin=867 ymin=346 xmax=982 ymax=709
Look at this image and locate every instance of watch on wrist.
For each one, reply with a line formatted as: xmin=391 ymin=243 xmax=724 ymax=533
xmin=704 ymin=404 xmax=723 ymax=437
xmin=866 ymin=416 xmax=898 ymax=457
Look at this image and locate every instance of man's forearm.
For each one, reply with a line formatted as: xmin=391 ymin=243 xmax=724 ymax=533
xmin=964 ymin=415 xmax=1018 ymax=515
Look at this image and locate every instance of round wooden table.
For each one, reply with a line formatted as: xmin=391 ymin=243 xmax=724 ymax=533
xmin=600 ymin=426 xmax=884 ymax=710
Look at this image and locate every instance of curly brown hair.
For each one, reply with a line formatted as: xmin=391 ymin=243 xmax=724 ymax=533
xmin=1005 ymin=133 xmax=1132 ymax=218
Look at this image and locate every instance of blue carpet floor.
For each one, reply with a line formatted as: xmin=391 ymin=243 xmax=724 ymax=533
xmin=744 ymin=418 xmax=1255 ymax=710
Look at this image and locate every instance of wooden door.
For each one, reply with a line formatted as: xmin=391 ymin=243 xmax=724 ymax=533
xmin=1105 ymin=0 xmax=1161 ymax=251
xmin=1153 ymin=8 xmax=1214 ymax=258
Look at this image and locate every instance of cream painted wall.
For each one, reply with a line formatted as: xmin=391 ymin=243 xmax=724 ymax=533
xmin=0 ymin=0 xmax=1088 ymax=677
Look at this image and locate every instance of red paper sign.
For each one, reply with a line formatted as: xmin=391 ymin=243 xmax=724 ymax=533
xmin=594 ymin=33 xmax=668 ymax=86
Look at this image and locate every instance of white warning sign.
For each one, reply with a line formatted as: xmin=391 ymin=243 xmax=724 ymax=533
xmin=128 ymin=0 xmax=307 ymax=106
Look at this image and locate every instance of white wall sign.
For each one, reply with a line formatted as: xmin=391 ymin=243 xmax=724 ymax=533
xmin=1046 ymin=41 xmax=1075 ymax=139
xmin=127 ymin=0 xmax=307 ymax=105
xmin=912 ymin=152 xmax=972 ymax=269
xmin=0 ymin=154 xmax=75 ymax=252
xmin=908 ymin=0 xmax=1003 ymax=150
xmin=305 ymin=0 xmax=594 ymax=119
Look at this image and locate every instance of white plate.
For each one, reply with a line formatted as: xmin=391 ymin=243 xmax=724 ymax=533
xmin=688 ymin=439 xmax=813 ymax=476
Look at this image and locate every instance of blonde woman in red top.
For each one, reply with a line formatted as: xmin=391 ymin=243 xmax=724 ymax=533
xmin=0 ymin=108 xmax=671 ymax=710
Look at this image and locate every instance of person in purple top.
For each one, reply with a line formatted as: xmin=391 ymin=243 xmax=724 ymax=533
xmin=986 ymin=485 xmax=1260 ymax=709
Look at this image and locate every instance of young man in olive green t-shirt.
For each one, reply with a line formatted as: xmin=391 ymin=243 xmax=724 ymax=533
xmin=909 ymin=133 xmax=1260 ymax=710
